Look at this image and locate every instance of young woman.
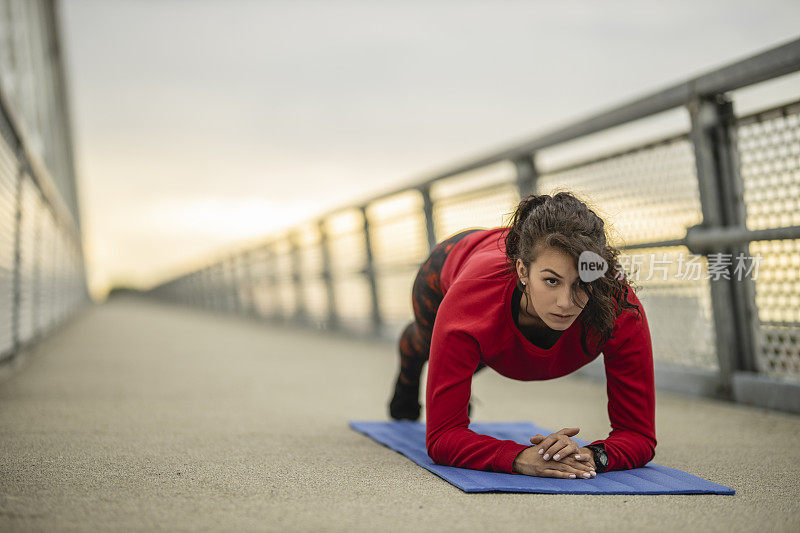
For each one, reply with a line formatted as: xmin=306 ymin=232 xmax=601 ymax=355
xmin=388 ymin=191 xmax=656 ymax=479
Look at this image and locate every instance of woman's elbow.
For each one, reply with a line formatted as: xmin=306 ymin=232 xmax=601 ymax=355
xmin=426 ymin=436 xmax=452 ymax=467
xmin=643 ymin=437 xmax=657 ymax=465
xmin=426 ymin=440 xmax=443 ymax=465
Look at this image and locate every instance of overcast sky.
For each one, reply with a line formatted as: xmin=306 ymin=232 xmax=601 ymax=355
xmin=58 ymin=0 xmax=800 ymax=299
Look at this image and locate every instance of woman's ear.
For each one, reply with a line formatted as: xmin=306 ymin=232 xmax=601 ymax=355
xmin=515 ymin=258 xmax=528 ymax=281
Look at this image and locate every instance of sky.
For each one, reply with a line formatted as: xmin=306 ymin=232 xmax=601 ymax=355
xmin=57 ymin=0 xmax=800 ymax=300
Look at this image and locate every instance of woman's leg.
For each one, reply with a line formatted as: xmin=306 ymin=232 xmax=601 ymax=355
xmin=389 ymin=229 xmax=485 ymax=420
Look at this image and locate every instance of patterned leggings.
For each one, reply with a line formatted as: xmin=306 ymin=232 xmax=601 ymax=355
xmin=396 ymin=229 xmax=487 ymax=388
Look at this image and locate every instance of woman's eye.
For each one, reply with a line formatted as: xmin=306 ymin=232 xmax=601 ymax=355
xmin=544 ymin=278 xmax=558 ymax=286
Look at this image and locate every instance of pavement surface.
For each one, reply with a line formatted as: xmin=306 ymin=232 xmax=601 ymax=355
xmin=1 ymin=296 xmax=799 ymax=532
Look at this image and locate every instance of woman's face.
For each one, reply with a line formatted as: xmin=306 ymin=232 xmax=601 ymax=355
xmin=515 ymin=247 xmax=588 ymax=331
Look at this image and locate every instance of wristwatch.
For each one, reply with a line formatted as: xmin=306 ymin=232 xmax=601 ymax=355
xmin=584 ymin=443 xmax=608 ymax=473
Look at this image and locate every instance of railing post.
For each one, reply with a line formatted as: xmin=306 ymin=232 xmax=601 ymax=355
xmin=265 ymin=242 xmax=281 ymax=321
xmin=419 ymin=184 xmax=437 ymax=253
xmin=688 ymin=94 xmax=759 ymax=396
xmin=318 ymin=219 xmax=338 ymax=330
xmin=204 ymin=265 xmax=212 ymax=310
xmin=228 ymin=255 xmax=241 ymax=314
xmin=290 ymin=231 xmax=307 ymax=324
xmin=240 ymin=250 xmax=255 ymax=316
xmin=514 ymin=153 xmax=538 ymax=198
xmin=193 ymin=269 xmax=201 ymax=308
xmin=360 ymin=205 xmax=382 ymax=336
xmin=217 ymin=262 xmax=226 ymax=312
xmin=221 ymin=262 xmax=228 ymax=311
xmin=211 ymin=263 xmax=221 ymax=311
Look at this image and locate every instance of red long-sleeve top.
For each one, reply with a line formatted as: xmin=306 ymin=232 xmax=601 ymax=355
xmin=425 ymin=228 xmax=656 ymax=473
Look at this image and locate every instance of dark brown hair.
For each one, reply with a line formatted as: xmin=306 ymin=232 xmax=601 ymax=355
xmin=502 ymin=191 xmax=641 ymax=357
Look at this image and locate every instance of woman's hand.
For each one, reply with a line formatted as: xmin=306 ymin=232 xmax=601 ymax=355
xmin=529 ymin=427 xmax=591 ymax=463
xmin=512 ymin=444 xmax=596 ymax=479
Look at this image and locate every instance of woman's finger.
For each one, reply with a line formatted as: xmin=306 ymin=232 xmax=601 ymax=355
xmin=551 ymin=442 xmax=579 ymax=461
xmin=543 ymin=436 xmax=576 ymax=461
xmin=554 ymin=461 xmax=595 ymax=478
xmin=536 ymin=435 xmax=558 ymax=457
xmin=556 ymin=427 xmax=581 ymax=438
xmin=544 ymin=465 xmax=594 ymax=479
xmin=561 ymin=455 xmax=595 ymax=473
xmin=529 ymin=434 xmax=545 ymax=444
xmin=543 ymin=469 xmax=578 ymax=479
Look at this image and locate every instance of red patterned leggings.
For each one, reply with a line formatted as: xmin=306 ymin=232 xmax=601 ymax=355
xmin=397 ymin=229 xmax=487 ymax=388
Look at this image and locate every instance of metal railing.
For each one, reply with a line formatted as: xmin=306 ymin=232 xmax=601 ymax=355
xmin=0 ymin=0 xmax=88 ymax=365
xmin=148 ymin=38 xmax=800 ymax=414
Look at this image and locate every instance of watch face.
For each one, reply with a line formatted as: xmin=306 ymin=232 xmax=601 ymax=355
xmin=588 ymin=445 xmax=608 ymax=470
xmin=598 ymin=450 xmax=608 ymax=467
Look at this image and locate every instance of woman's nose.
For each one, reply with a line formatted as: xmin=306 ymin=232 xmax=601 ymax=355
xmin=557 ymin=289 xmax=572 ymax=309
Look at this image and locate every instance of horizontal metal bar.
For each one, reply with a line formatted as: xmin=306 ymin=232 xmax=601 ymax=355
xmin=613 ymin=224 xmax=800 ymax=254
xmin=686 ymin=224 xmax=800 ymax=253
xmin=619 ymin=238 xmax=688 ymax=251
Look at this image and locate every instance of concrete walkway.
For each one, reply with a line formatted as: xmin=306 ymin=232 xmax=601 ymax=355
xmin=1 ymin=297 xmax=799 ymax=532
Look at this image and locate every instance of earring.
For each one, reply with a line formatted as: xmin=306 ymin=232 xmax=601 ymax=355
xmin=521 ymin=280 xmax=526 ymax=286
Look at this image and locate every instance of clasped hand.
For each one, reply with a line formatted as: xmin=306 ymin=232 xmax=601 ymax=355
xmin=512 ymin=427 xmax=597 ymax=479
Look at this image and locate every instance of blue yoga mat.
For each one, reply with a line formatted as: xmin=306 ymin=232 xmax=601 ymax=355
xmin=350 ymin=420 xmax=734 ymax=495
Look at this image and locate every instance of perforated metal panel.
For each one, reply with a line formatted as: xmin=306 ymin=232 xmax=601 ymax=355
xmin=738 ymin=103 xmax=800 ymax=382
xmin=367 ymin=191 xmax=428 ymax=268
xmin=324 ymin=209 xmax=372 ymax=330
xmin=366 ymin=192 xmax=428 ymax=329
xmin=617 ymin=246 xmax=717 ymax=369
xmin=539 ymin=137 xmax=701 ymax=245
xmin=326 ymin=212 xmax=367 ymax=274
xmin=230 ymin=253 xmax=249 ymax=314
xmin=740 ymin=103 xmax=800 ymax=231
xmin=37 ymin=207 xmax=55 ymax=333
xmin=249 ymin=247 xmax=274 ymax=319
xmin=273 ymin=237 xmax=296 ymax=319
xmin=0 ymin=0 xmax=80 ymax=224
xmin=294 ymin=223 xmax=328 ymax=322
xmin=432 ymin=182 xmax=520 ymax=241
xmin=0 ymin=132 xmax=16 ymax=355
xmin=376 ymin=269 xmax=415 ymax=325
xmin=537 ymin=136 xmax=714 ymax=369
xmin=332 ymin=274 xmax=373 ymax=332
xmin=749 ymin=238 xmax=800 ymax=380
xmin=17 ymin=174 xmax=38 ymax=343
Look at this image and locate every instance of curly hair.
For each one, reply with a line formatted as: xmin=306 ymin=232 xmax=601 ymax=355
xmin=501 ymin=191 xmax=641 ymax=357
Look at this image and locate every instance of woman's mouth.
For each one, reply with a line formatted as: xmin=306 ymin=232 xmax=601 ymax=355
xmin=551 ymin=313 xmax=573 ymax=321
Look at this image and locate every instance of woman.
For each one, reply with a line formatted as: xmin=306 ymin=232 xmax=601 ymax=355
xmin=388 ymin=191 xmax=656 ymax=479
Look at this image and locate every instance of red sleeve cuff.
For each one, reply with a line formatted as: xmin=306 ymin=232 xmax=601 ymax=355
xmin=493 ymin=441 xmax=532 ymax=474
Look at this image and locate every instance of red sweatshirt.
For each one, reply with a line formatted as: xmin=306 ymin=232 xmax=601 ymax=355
xmin=425 ymin=228 xmax=656 ymax=473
